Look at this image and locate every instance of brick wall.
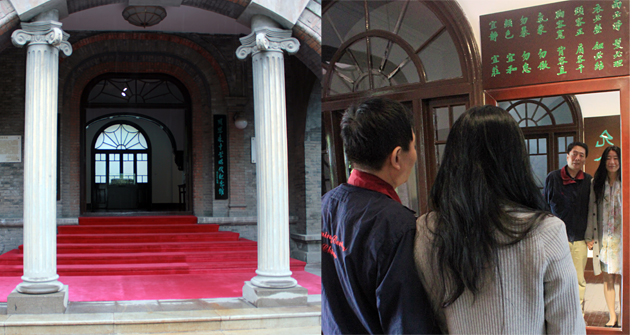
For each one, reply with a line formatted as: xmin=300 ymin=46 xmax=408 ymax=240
xmin=0 ymin=47 xmax=25 ymax=219
xmin=0 ymin=226 xmax=21 ymax=255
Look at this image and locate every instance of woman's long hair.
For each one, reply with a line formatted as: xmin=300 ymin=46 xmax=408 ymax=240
xmin=428 ymin=105 xmax=550 ymax=307
xmin=593 ymin=145 xmax=622 ymax=204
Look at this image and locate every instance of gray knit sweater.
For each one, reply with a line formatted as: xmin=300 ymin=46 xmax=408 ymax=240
xmin=414 ymin=213 xmax=586 ymax=334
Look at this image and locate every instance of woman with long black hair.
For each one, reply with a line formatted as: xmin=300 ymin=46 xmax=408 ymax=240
xmin=414 ymin=105 xmax=585 ymax=334
xmin=585 ymin=145 xmax=622 ymax=327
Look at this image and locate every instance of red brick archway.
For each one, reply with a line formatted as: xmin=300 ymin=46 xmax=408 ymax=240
xmin=62 ymin=60 xmax=211 ymax=216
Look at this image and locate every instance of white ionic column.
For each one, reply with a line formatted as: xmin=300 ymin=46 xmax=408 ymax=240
xmin=236 ymin=15 xmax=300 ymax=289
xmin=11 ymin=10 xmax=72 ymax=295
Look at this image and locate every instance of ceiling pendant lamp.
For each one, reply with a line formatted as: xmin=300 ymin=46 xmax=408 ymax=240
xmin=122 ymin=6 xmax=167 ymax=28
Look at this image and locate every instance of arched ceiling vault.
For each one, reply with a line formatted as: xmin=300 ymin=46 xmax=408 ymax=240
xmin=0 ymin=0 xmax=321 ymax=78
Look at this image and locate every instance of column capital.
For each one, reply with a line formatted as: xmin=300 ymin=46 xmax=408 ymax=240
xmin=11 ymin=20 xmax=72 ymax=56
xmin=236 ymin=26 xmax=300 ymax=60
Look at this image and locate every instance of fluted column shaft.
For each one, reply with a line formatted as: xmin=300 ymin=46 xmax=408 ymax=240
xmin=11 ymin=10 xmax=72 ymax=294
xmin=236 ymin=15 xmax=300 ymax=289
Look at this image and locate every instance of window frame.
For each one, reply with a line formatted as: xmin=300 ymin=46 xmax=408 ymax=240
xmin=321 ymin=1 xmax=482 ymax=217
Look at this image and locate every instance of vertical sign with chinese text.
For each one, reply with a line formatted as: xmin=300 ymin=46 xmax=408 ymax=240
xmin=481 ymin=0 xmax=629 ymax=89
xmin=214 ymin=115 xmax=228 ymax=200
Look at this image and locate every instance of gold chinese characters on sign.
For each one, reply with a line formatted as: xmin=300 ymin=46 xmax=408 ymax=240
xmin=480 ymin=0 xmax=629 ymax=89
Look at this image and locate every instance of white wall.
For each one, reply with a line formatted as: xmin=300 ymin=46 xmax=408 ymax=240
xmin=577 ymin=91 xmax=621 ymax=118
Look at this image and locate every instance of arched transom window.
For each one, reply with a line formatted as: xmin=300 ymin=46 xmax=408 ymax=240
xmin=94 ymin=123 xmax=150 ymax=185
xmin=88 ymin=78 xmax=185 ymax=105
xmin=501 ymin=96 xmax=577 ymax=128
xmin=323 ymin=0 xmax=463 ymax=96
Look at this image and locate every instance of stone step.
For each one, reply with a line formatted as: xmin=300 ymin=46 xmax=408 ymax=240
xmin=0 ymin=298 xmax=321 ymax=334
xmin=126 ymin=326 xmax=321 ymax=334
xmin=58 ymin=224 xmax=220 ymax=234
xmin=78 ymin=216 xmax=198 ymax=225
xmin=56 ymin=231 xmax=240 ymax=244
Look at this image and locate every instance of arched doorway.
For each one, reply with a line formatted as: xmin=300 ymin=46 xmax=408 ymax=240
xmin=91 ymin=122 xmax=152 ymax=210
xmin=81 ymin=74 xmax=191 ymax=213
xmin=321 ymin=0 xmax=482 ymax=214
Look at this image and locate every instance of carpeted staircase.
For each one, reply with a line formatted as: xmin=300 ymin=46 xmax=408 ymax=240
xmin=0 ymin=215 xmax=307 ymax=276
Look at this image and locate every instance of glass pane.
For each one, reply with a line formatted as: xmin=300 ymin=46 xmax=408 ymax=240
xmin=398 ymin=1 xmax=443 ymax=51
xmin=95 ymin=132 xmax=116 ymax=150
xmin=369 ymin=1 xmax=400 ymax=32
xmin=436 ymin=144 xmax=446 ymax=167
xmin=509 ymin=110 xmax=523 ymax=126
xmin=530 ymin=155 xmax=547 ymax=188
xmin=129 ymin=133 xmax=148 ymax=150
xmin=435 ymin=107 xmax=449 ymax=141
xmin=123 ymin=159 xmax=134 ymax=177
xmin=138 ymin=79 xmax=185 ymax=104
xmin=339 ymin=40 xmax=367 ymax=92
xmin=553 ymin=102 xmax=574 ymax=124
xmin=105 ymin=124 xmax=120 ymax=133
xmin=329 ymin=70 xmax=353 ymax=95
xmin=386 ymin=57 xmax=418 ymax=87
xmin=109 ymin=154 xmax=121 ymax=184
xmin=558 ymin=153 xmax=566 ymax=170
xmin=529 ymin=139 xmax=538 ymax=154
xmin=95 ymin=153 xmax=106 ymax=184
xmin=539 ymin=138 xmax=547 ymax=154
xmin=513 ymin=103 xmax=527 ymax=123
xmin=498 ymin=101 xmax=511 ymax=110
xmin=324 ymin=1 xmax=365 ymax=48
xmin=419 ymin=30 xmax=462 ymax=81
xmin=370 ymin=37 xmax=419 ymax=86
xmin=137 ymin=160 xmax=148 ymax=184
xmin=452 ymin=105 xmax=465 ymax=122
xmin=540 ymin=96 xmax=564 ymax=110
xmin=538 ymin=114 xmax=552 ymax=126
xmin=558 ymin=137 xmax=566 ymax=153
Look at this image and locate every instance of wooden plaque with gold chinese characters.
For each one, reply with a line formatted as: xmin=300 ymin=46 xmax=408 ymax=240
xmin=480 ymin=0 xmax=629 ymax=90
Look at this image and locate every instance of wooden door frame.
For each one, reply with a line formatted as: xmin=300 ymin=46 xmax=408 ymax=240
xmin=485 ymin=76 xmax=630 ymax=335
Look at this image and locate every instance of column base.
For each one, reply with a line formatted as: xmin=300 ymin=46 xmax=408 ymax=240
xmin=16 ymin=278 xmax=65 ymax=294
xmin=7 ymin=285 xmax=68 ymax=314
xmin=242 ymin=281 xmax=308 ymax=307
xmin=250 ymin=273 xmax=297 ymax=288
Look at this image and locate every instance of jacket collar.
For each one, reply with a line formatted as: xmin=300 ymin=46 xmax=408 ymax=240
xmin=561 ymin=165 xmax=584 ymax=185
xmin=347 ymin=169 xmax=402 ymax=204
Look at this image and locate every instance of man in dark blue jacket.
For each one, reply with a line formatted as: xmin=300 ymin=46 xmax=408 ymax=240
xmin=544 ymin=141 xmax=592 ymax=313
xmin=321 ymin=98 xmax=440 ymax=334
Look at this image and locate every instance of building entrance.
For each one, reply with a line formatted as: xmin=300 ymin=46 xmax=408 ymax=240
xmin=82 ymin=74 xmax=191 ymax=213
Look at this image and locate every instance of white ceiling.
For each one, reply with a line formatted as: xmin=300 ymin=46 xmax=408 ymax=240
xmin=60 ymin=3 xmax=252 ymax=35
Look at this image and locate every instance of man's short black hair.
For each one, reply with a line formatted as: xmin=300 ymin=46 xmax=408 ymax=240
xmin=567 ymin=141 xmax=589 ymax=157
xmin=340 ymin=97 xmax=414 ymax=171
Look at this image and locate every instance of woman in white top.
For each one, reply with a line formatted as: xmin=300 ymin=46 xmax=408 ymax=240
xmin=414 ymin=105 xmax=585 ymax=334
xmin=585 ymin=145 xmax=622 ymax=327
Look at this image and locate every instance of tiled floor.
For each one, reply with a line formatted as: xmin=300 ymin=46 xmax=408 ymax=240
xmin=583 ymin=281 xmax=621 ymax=328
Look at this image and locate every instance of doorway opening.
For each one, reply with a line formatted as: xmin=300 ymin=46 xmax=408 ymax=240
xmin=81 ymin=74 xmax=192 ymax=213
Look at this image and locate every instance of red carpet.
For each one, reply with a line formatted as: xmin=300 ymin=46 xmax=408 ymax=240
xmin=0 ymin=215 xmax=320 ymax=301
